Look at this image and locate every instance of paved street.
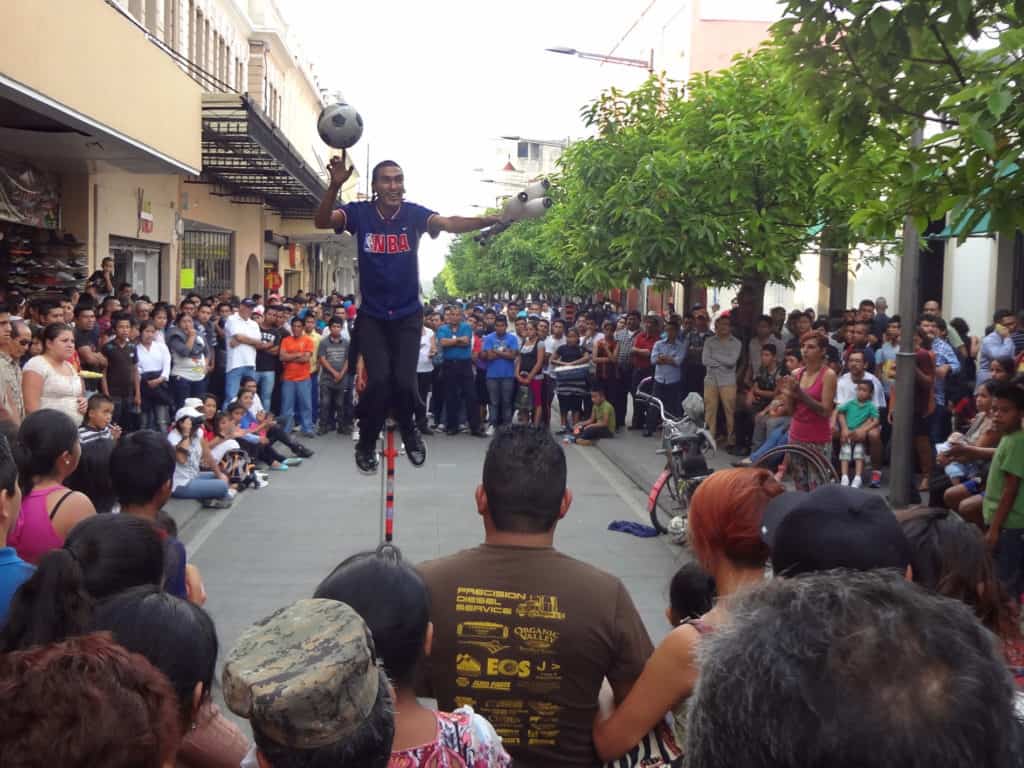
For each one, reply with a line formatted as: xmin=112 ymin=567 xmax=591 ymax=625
xmin=172 ymin=427 xmax=684 ymax=722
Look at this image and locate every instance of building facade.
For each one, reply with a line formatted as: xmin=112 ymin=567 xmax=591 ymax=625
xmin=0 ymin=0 xmax=358 ymax=308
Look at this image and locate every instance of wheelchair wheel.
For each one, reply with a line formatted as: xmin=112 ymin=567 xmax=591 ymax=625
xmin=751 ymin=444 xmax=838 ymax=490
xmin=649 ymin=467 xmax=703 ymax=541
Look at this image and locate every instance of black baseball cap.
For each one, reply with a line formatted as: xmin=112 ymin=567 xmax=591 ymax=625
xmin=240 ymin=299 xmax=257 ymax=308
xmin=761 ymin=486 xmax=911 ymax=577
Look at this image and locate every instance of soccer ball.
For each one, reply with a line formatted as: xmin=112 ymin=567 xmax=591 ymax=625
xmin=668 ymin=515 xmax=687 ymax=545
xmin=317 ymin=102 xmax=364 ymax=149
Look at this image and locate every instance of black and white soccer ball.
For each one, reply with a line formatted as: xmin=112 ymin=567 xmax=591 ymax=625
xmin=317 ymin=102 xmax=364 ymax=149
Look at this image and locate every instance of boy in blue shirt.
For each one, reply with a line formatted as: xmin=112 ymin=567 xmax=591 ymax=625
xmin=482 ymin=315 xmax=520 ymax=429
xmin=0 ymin=434 xmax=32 ymax=623
xmin=315 ymin=155 xmax=500 ymax=473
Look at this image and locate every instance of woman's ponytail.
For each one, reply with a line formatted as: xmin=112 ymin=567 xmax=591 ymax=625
xmin=0 ymin=547 xmax=92 ymax=652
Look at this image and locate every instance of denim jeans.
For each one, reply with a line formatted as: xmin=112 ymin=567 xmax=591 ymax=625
xmin=170 ymin=376 xmax=207 ymax=410
xmin=171 ymin=471 xmax=229 ymax=500
xmin=281 ymin=379 xmax=313 ymax=433
xmin=310 ymin=372 xmax=319 ymax=425
xmin=255 ymin=370 xmax=276 ymax=408
xmin=225 ymin=365 xmax=255 ymax=405
xmin=486 ymin=377 xmax=516 ymax=427
xmin=750 ymin=423 xmax=789 ymax=463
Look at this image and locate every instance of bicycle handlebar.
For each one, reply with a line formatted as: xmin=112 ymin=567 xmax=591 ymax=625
xmin=634 ymin=376 xmax=672 ymax=422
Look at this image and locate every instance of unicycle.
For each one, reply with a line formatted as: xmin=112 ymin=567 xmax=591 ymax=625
xmin=377 ymin=418 xmax=400 ymax=562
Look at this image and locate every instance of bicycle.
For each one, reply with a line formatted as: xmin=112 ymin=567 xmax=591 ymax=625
xmin=635 ymin=378 xmax=716 ymax=543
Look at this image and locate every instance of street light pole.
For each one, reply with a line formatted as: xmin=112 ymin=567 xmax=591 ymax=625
xmin=889 ymin=124 xmax=925 ymax=509
xmin=545 ymin=46 xmax=654 ymax=73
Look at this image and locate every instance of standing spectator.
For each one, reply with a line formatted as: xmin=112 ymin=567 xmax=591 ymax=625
xmin=437 ymin=306 xmax=483 ymax=438
xmin=593 ymin=469 xmax=782 ymax=760
xmin=611 ymin=311 xmax=639 ymax=430
xmin=837 ymin=380 xmax=880 ymax=488
xmin=318 ymin=317 xmax=350 ymax=435
xmin=922 ymin=299 xmax=966 ymax=357
xmin=279 ymin=316 xmax=316 ymax=438
xmin=304 ymin=313 xmax=322 ymax=427
xmin=920 ymin=313 xmax=961 ymax=443
xmin=683 ymin=571 xmax=1021 ymax=768
xmin=22 ymin=323 xmax=86 ymax=426
xmin=85 ymin=256 xmax=116 ymax=298
xmin=8 ymin=409 xmax=95 ymax=565
xmin=1014 ymin=309 xmax=1024 ymax=355
xmin=681 ymin=309 xmax=712 ymax=398
xmin=223 ymin=299 xmax=262 ymax=404
xmin=645 ymin=318 xmax=686 ymax=436
xmin=551 ymin=327 xmax=590 ymax=433
xmin=591 ymin=319 xmax=619 ymax=428
xmin=482 ymin=315 xmax=520 ymax=430
xmin=629 ymin=316 xmax=659 ymax=429
xmin=166 ymin=312 xmax=208 ymax=408
xmin=951 ymin=316 xmax=980 ymax=385
xmin=871 ymin=296 xmax=890 ymax=341
xmin=515 ymin=320 xmax=546 ymax=425
xmin=100 ymin=312 xmax=140 ymax=432
xmin=978 ymin=308 xmax=1017 ymax=384
xmin=418 ymin=427 xmax=652 ymax=767
xmin=889 ymin=329 xmax=937 ymax=493
xmin=72 ymin=303 xmax=106 ymax=392
xmin=543 ymin=317 xmax=568 ymax=427
xmin=875 ymin=315 xmax=901 ymax=400
xmin=136 ymin=319 xmax=172 ymax=433
xmin=702 ymin=314 xmax=742 ymax=450
xmin=780 ymin=332 xmax=837 ymax=490
xmin=0 ymin=305 xmax=24 ymax=424
xmin=413 ymin=313 xmax=435 ymax=434
xmin=222 ymin=599 xmax=395 ymax=768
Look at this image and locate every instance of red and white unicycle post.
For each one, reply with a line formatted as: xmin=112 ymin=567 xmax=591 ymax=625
xmin=377 ymin=417 xmax=399 ymax=560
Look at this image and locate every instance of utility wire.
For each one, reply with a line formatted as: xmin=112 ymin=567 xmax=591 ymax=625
xmin=604 ymin=0 xmax=659 ymax=63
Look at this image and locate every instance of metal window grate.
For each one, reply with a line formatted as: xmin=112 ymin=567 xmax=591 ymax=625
xmin=181 ymin=230 xmax=233 ymax=296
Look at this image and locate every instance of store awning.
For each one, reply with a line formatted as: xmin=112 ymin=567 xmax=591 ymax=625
xmin=197 ymin=94 xmax=328 ymax=219
xmin=935 ymin=210 xmax=993 ymax=239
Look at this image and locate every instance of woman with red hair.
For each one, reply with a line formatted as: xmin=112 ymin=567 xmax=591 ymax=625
xmin=593 ymin=468 xmax=783 ymax=761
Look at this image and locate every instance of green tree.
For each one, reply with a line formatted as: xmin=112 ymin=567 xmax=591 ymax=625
xmin=554 ymin=50 xmax=882 ymax=300
xmin=776 ymin=0 xmax=1024 ymax=236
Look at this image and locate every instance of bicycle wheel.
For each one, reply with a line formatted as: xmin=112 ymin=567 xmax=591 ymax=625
xmin=752 ymin=444 xmax=838 ymax=490
xmin=649 ymin=469 xmax=700 ymax=543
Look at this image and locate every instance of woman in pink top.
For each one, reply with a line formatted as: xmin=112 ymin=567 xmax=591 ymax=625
xmin=780 ymin=332 xmax=837 ymax=490
xmin=8 ymin=409 xmax=95 ymax=565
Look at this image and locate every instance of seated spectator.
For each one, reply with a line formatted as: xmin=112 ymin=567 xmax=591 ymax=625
xmin=232 ymin=384 xmax=314 ymax=459
xmin=226 ymin=401 xmax=295 ymax=471
xmin=836 ymin=379 xmax=880 ymax=488
xmin=90 ymin=585 xmax=250 ymax=768
xmin=315 ymin=549 xmax=511 ymax=767
xmin=594 ymin=468 xmax=782 ymax=761
xmin=0 ymin=633 xmax=181 ymax=768
xmin=418 ymin=425 xmax=652 ymax=767
xmin=0 ymin=514 xmax=164 ymax=651
xmin=222 ymin=598 xmax=394 ymax=768
xmin=0 ymin=432 xmax=31 ymax=623
xmin=762 ymin=485 xmax=912 ymax=577
xmin=110 ymin=431 xmax=201 ymax=602
xmin=834 ymin=349 xmax=886 ymax=487
xmin=167 ymin=405 xmax=234 ymax=507
xmin=8 ymin=408 xmax=95 ymax=564
xmin=573 ymin=384 xmax=616 ymax=444
xmin=666 ymin=561 xmax=716 ymax=627
xmin=684 ymin=570 xmax=1023 ymax=768
xmin=901 ymin=508 xmax=1024 ymax=686
xmin=933 ymin=381 xmax=1001 ymax=510
xmin=991 ymin=354 xmax=1017 ymax=384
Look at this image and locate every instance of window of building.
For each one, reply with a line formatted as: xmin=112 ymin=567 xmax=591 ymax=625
xmin=188 ymin=1 xmax=196 ymax=61
xmin=235 ymin=59 xmax=243 ymax=91
xmin=181 ymin=229 xmax=233 ymax=297
xmin=194 ymin=10 xmax=204 ymax=67
xmin=530 ymin=142 xmax=541 ymax=161
xmin=517 ymin=141 xmax=529 ymax=159
xmin=204 ymin=17 xmax=211 ymax=72
xmin=163 ymin=0 xmax=178 ymax=50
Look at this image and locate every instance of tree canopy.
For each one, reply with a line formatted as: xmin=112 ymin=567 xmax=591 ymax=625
xmin=776 ymin=0 xmax=1024 ymax=237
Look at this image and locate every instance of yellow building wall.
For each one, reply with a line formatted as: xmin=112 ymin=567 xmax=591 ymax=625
xmin=1 ymin=0 xmax=202 ymax=172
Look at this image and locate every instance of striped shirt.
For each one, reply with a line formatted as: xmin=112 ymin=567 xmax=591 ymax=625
xmin=78 ymin=425 xmax=113 ymax=445
xmin=614 ymin=329 xmax=637 ymax=366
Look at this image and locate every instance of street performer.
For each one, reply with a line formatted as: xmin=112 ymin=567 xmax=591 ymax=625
xmin=315 ymin=153 xmax=500 ymax=473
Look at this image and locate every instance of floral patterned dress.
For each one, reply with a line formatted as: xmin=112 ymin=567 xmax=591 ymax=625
xmin=388 ymin=706 xmax=511 ymax=768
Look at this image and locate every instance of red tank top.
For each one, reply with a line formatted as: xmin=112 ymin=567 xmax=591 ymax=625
xmin=789 ymin=366 xmax=832 ymax=444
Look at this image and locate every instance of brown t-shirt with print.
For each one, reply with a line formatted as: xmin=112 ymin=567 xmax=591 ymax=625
xmin=418 ymin=544 xmax=653 ymax=768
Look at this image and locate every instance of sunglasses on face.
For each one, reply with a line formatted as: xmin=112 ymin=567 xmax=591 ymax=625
xmin=16 ymin=340 xmax=29 ymax=347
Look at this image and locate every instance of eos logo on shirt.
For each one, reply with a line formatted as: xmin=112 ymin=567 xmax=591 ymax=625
xmin=364 ymin=233 xmax=411 ymax=254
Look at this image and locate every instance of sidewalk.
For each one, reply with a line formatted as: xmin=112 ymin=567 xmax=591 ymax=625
xmin=591 ymin=405 xmax=894 ymax=502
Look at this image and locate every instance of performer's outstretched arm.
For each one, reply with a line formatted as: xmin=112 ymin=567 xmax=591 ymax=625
xmin=428 ymin=214 xmax=501 ymax=237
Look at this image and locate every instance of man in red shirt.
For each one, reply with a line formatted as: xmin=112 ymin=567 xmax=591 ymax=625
xmin=629 ymin=316 xmax=660 ymax=429
xmin=279 ymin=316 xmax=315 ymax=437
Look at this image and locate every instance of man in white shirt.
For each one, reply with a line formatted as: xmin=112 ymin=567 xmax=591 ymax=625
xmin=834 ymin=349 xmax=886 ymax=487
xmin=223 ymin=299 xmax=263 ymax=405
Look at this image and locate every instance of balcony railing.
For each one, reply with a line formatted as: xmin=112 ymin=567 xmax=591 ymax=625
xmin=104 ymin=0 xmax=237 ymax=94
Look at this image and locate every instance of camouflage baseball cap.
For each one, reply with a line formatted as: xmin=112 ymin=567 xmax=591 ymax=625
xmin=222 ymin=598 xmax=380 ymax=749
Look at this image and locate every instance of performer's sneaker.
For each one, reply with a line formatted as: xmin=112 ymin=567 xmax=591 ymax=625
xmin=400 ymin=426 xmax=427 ymax=467
xmin=355 ymin=442 xmax=379 ymax=474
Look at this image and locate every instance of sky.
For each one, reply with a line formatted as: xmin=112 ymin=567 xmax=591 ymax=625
xmin=280 ymin=0 xmax=782 ymax=284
